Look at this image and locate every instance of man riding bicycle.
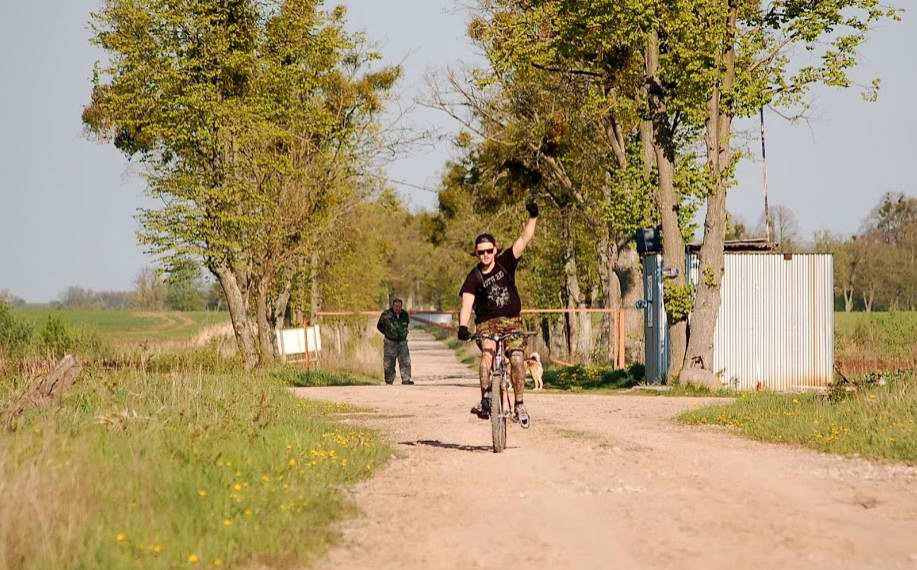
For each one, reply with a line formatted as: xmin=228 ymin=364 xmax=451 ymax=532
xmin=457 ymin=202 xmax=539 ymax=429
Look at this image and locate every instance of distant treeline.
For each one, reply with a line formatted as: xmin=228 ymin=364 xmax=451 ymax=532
xmin=54 ymin=267 xmax=224 ymax=312
xmin=815 ymin=192 xmax=917 ymax=312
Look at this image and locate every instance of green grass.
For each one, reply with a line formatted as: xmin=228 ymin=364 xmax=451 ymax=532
xmin=835 ymin=311 xmax=917 ymax=366
xmin=270 ymin=366 xmax=380 ymax=387
xmin=11 ymin=307 xmax=229 ymax=344
xmin=679 ymin=372 xmax=917 ymax=464
xmin=1 ymin=368 xmax=389 ymax=570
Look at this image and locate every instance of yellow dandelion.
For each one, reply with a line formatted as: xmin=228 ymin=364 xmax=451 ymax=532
xmin=233 ymin=484 xmax=242 ymax=492
xmin=197 ymin=489 xmax=207 ymax=497
xmin=115 ymin=532 xmax=127 ymax=543
xmin=261 ymin=474 xmax=270 ymax=482
xmin=212 ymin=559 xmax=224 ymax=567
xmin=188 ymin=553 xmax=200 ymax=564
xmin=223 ymin=519 xmax=233 ymax=527
xmin=152 ymin=544 xmax=163 ymax=555
xmin=288 ymin=459 xmax=297 ymax=466
xmin=244 ymin=508 xmax=253 ymax=517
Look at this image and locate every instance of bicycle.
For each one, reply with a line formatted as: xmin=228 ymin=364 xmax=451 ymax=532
xmin=470 ymin=330 xmax=537 ymax=453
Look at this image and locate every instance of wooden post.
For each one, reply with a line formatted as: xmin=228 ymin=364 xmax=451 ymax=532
xmin=303 ymin=318 xmax=312 ymax=369
xmin=616 ymin=309 xmax=626 ymax=369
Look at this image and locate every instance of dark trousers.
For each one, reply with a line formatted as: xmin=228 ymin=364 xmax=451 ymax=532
xmin=383 ymin=338 xmax=411 ymax=384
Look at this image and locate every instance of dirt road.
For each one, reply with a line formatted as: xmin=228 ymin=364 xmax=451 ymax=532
xmin=294 ymin=330 xmax=917 ymax=570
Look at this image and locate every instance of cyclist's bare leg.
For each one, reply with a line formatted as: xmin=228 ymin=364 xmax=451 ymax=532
xmin=508 ymin=350 xmax=530 ymax=427
xmin=508 ymin=350 xmax=526 ymax=401
xmin=479 ymin=338 xmax=497 ymax=399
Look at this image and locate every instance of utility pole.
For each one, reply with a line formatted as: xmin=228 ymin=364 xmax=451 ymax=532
xmin=760 ymin=107 xmax=771 ymax=244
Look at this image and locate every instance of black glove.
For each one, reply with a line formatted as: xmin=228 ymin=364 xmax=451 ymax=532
xmin=525 ymin=202 xmax=539 ymax=218
xmin=457 ymin=326 xmax=471 ymax=341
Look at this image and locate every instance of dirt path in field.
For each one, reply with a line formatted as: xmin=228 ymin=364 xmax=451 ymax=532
xmin=294 ymin=329 xmax=917 ymax=570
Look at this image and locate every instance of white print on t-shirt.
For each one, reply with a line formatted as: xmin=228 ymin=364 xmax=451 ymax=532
xmin=481 ymin=270 xmax=505 ymax=288
xmin=488 ymin=285 xmax=511 ymax=307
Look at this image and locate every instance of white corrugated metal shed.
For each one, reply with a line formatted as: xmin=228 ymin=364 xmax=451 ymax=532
xmin=688 ymin=253 xmax=834 ymax=390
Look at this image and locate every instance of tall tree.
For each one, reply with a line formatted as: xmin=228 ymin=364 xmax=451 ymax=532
xmin=84 ymin=0 xmax=398 ymax=367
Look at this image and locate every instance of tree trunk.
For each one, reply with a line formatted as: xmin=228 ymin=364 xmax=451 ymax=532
xmin=598 ymin=234 xmax=623 ymax=364
xmin=645 ymin=29 xmax=688 ymax=380
xmin=843 ymin=287 xmax=854 ymax=312
xmin=863 ymin=290 xmax=874 ymax=312
xmin=272 ymin=265 xmax=295 ymax=331
xmin=562 ymin=217 xmax=591 ymax=362
xmin=309 ymin=251 xmax=321 ymax=322
xmin=212 ymin=261 xmax=257 ymax=370
xmin=254 ymin=279 xmax=275 ymax=367
xmin=682 ymin=3 xmax=738 ymax=390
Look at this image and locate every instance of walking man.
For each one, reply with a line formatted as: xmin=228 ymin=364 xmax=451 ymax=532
xmin=376 ymin=298 xmax=413 ymax=385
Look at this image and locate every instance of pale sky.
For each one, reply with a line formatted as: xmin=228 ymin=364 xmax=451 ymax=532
xmin=0 ymin=1 xmax=913 ymax=302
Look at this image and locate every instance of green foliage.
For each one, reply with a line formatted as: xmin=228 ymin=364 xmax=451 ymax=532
xmin=165 ymin=273 xmax=206 ymax=312
xmin=0 ymin=300 xmax=32 ymax=359
xmin=270 ymin=367 xmax=378 ymax=387
xmin=680 ymin=372 xmax=917 ymax=464
xmin=1 ymin=368 xmax=388 ymax=569
xmin=84 ymin=0 xmax=400 ymax=365
xmin=542 ymin=364 xmax=646 ymax=391
xmin=663 ymin=282 xmax=695 ymax=323
xmin=702 ymin=267 xmax=717 ymax=289
xmin=37 ymin=316 xmax=75 ymax=358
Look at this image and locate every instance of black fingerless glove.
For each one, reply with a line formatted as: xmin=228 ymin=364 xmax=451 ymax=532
xmin=457 ymin=326 xmax=471 ymax=341
xmin=525 ymin=202 xmax=539 ymax=218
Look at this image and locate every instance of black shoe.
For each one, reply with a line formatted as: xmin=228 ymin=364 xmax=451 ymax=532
xmin=515 ymin=402 xmax=531 ymax=429
xmin=470 ymin=397 xmax=491 ymax=419
xmin=402 ymin=379 xmax=414 ymax=385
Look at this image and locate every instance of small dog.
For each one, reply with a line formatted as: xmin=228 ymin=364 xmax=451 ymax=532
xmin=525 ymin=352 xmax=544 ymax=391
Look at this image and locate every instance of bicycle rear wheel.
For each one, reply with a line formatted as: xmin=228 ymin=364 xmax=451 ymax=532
xmin=491 ymin=368 xmax=507 ymax=453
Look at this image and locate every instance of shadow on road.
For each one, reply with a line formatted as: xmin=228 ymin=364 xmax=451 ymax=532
xmin=399 ymin=439 xmax=496 ymax=453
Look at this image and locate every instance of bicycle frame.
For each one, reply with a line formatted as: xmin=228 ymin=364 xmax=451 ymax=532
xmin=472 ymin=330 xmax=536 ymax=453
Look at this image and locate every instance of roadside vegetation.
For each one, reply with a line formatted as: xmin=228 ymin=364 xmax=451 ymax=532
xmin=0 ymin=301 xmax=388 ymax=570
xmin=680 ymin=371 xmax=917 ymax=464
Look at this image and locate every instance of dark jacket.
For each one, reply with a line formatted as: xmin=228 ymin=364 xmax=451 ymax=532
xmin=376 ymin=308 xmax=410 ymax=342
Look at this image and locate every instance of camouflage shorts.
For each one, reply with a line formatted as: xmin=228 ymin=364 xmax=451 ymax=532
xmin=475 ymin=317 xmax=526 ymax=354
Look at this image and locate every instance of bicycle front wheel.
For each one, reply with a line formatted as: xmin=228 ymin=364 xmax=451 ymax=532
xmin=491 ymin=369 xmax=507 ymax=453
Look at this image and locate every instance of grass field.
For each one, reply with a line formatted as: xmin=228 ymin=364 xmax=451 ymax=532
xmin=11 ymin=307 xmax=229 ymax=344
xmin=680 ymin=371 xmax=917 ymax=464
xmin=1 ymin=365 xmax=388 ymax=570
xmin=834 ymin=311 xmax=917 ymax=373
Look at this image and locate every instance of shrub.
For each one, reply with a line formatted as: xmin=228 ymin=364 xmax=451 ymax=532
xmin=543 ymin=363 xmax=645 ymax=391
xmin=0 ymin=301 xmax=32 ymax=359
xmin=37 ymin=316 xmax=75 ymax=358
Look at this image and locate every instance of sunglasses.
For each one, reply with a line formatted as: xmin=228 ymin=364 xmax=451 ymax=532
xmin=476 ymin=248 xmax=496 ymax=256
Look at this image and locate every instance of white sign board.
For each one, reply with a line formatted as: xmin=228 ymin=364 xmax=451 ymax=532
xmin=276 ymin=325 xmax=322 ymax=357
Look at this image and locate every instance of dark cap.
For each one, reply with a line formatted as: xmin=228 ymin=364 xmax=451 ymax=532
xmin=474 ymin=233 xmax=496 ymax=247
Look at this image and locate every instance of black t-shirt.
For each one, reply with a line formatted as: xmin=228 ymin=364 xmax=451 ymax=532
xmin=459 ymin=248 xmax=522 ymax=324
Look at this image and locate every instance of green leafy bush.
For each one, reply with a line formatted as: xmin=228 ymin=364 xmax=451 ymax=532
xmin=543 ymin=363 xmax=645 ymax=391
xmin=663 ymin=282 xmax=695 ymax=322
xmin=0 ymin=300 xmax=32 ymax=358
xmin=37 ymin=316 xmax=75 ymax=358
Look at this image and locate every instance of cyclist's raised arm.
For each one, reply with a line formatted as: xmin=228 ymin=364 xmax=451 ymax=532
xmin=512 ymin=202 xmax=539 ymax=259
